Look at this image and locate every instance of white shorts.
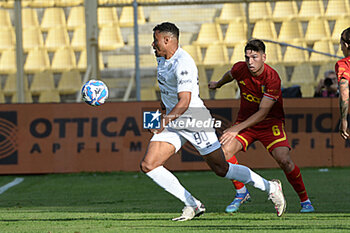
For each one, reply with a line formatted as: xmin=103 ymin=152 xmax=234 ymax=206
xmin=150 ymin=127 xmax=221 ymax=155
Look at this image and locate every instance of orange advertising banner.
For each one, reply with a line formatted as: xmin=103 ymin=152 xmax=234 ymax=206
xmin=0 ymin=98 xmax=349 ymax=174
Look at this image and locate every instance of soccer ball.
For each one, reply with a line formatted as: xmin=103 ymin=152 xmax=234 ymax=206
xmin=81 ymin=79 xmax=108 ymax=106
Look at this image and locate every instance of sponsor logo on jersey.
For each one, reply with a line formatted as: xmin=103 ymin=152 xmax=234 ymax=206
xmin=239 ymin=80 xmax=246 ymax=85
xmin=242 ymin=92 xmax=261 ymax=104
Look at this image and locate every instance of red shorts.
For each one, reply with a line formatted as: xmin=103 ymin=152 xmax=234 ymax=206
xmin=235 ymin=119 xmax=291 ymax=153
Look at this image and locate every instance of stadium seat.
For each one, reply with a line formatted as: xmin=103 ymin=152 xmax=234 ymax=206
xmin=77 ymin=50 xmax=104 ymax=71
xmin=30 ymin=0 xmax=55 ymax=7
xmin=203 ymin=44 xmax=229 ymax=66
xmin=278 ymin=20 xmax=304 ymax=42
xmin=11 ymin=91 xmax=33 ymax=103
xmin=304 ymin=17 xmax=331 ymax=43
xmin=210 ymin=64 xmax=232 ymax=82
xmin=182 ymin=45 xmax=203 ymax=65
xmin=331 ymin=16 xmax=350 ymax=42
xmin=98 ymin=25 xmax=124 ymax=51
xmin=216 ymin=3 xmax=246 ymax=24
xmin=45 ymin=27 xmax=70 ymax=52
xmin=309 ymin=40 xmax=335 ymax=64
xmin=290 ymin=63 xmax=315 ymax=84
xmin=298 ymin=0 xmax=324 ymax=20
xmin=215 ymin=82 xmax=237 ymax=99
xmin=230 ymin=42 xmax=246 ymax=64
xmin=194 ymin=23 xmax=223 ymax=47
xmin=252 ymin=20 xmax=277 ymax=40
xmin=3 ymin=73 xmax=29 ymax=96
xmin=24 ymin=48 xmax=50 ymax=73
xmin=265 ymin=42 xmax=282 ymax=64
xmin=57 ymin=69 xmax=82 ymax=95
xmin=55 ymin=0 xmax=84 ymax=7
xmin=22 ymin=8 xmax=39 ymax=28
xmin=23 ymin=27 xmax=44 ymax=52
xmin=283 ymin=42 xmax=309 ymax=65
xmin=38 ymin=90 xmax=61 ymax=103
xmin=41 ymin=8 xmax=67 ymax=31
xmin=127 ymin=33 xmax=152 ymax=47
xmin=337 ymin=45 xmax=344 ymax=57
xmin=51 ymin=47 xmax=77 ymax=72
xmin=107 ymin=54 xmax=134 ymax=68
xmin=300 ymin=83 xmax=316 ymax=98
xmin=269 ymin=63 xmax=288 ymax=86
xmin=272 ymin=1 xmax=298 ymax=22
xmin=316 ymin=62 xmax=337 ymax=81
xmin=179 ymin=32 xmax=194 ymax=46
xmin=325 ymin=0 xmax=350 ymax=20
xmin=149 ymin=7 xmax=216 ymax=23
xmin=0 ymin=27 xmax=15 ymax=51
xmin=0 ymin=9 xmax=12 ymax=27
xmin=199 ymin=85 xmax=210 ymax=99
xmin=140 ymin=54 xmax=157 ymax=68
xmin=141 ymin=87 xmax=157 ymax=101
xmin=98 ymin=7 xmax=119 ymax=28
xmin=197 ymin=65 xmax=208 ymax=85
xmin=0 ymin=90 xmax=5 ymax=104
xmin=67 ymin=6 xmax=85 ymax=30
xmin=108 ymin=54 xmax=156 ymax=69
xmin=30 ymin=70 xmax=56 ymax=95
xmin=119 ymin=6 xmax=145 ymax=27
xmin=248 ymin=2 xmax=272 ymax=22
xmin=71 ymin=27 xmax=86 ymax=51
xmin=0 ymin=50 xmax=16 ymax=74
xmin=224 ymin=20 xmax=248 ymax=46
xmin=1 ymin=0 xmax=32 ymax=8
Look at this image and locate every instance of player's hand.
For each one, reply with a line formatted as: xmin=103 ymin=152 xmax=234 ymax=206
xmin=220 ymin=126 xmax=239 ymax=145
xmin=208 ymin=81 xmax=219 ymax=89
xmin=149 ymin=126 xmax=164 ymax=134
xmin=339 ymin=119 xmax=349 ymax=140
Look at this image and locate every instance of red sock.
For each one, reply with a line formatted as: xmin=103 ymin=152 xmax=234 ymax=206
xmin=227 ymin=155 xmax=245 ymax=189
xmin=285 ymin=165 xmax=309 ymax=202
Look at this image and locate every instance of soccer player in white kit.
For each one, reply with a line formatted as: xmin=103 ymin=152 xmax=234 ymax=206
xmin=140 ymin=22 xmax=286 ymax=221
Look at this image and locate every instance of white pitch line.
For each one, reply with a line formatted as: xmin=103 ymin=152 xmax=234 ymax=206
xmin=0 ymin=178 xmax=24 ymax=194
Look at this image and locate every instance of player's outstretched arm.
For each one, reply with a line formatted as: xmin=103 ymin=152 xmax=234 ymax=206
xmin=339 ymin=78 xmax=349 ymax=139
xmin=208 ymin=71 xmax=233 ymax=89
xmin=152 ymin=92 xmax=191 ymax=134
xmin=220 ymin=97 xmax=275 ymax=145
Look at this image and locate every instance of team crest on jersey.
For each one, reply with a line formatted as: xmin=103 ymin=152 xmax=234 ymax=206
xmin=261 ymin=85 xmax=265 ymax=93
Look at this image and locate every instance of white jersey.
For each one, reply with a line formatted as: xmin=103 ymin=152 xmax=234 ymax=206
xmin=156 ymin=47 xmax=205 ymax=113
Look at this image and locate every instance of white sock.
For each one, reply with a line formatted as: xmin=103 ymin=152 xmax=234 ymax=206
xmin=225 ymin=163 xmax=271 ymax=193
xmin=236 ymin=186 xmax=247 ymax=194
xmin=146 ymin=166 xmax=198 ymax=207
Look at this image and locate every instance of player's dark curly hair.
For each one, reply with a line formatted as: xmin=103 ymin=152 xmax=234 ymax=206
xmin=153 ymin=22 xmax=179 ymax=40
xmin=341 ymin=27 xmax=350 ymax=46
xmin=245 ymin=39 xmax=265 ymax=53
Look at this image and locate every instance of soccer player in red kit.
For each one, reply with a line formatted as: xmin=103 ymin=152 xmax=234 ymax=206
xmin=208 ymin=39 xmax=315 ymax=213
xmin=336 ymin=27 xmax=350 ymax=140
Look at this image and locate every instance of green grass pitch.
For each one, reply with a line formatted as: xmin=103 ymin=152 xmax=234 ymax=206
xmin=0 ymin=167 xmax=349 ymax=232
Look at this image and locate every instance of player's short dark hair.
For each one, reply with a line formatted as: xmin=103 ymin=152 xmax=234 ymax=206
xmin=245 ymin=39 xmax=265 ymax=53
xmin=341 ymin=27 xmax=350 ymax=45
xmin=153 ymin=22 xmax=179 ymax=40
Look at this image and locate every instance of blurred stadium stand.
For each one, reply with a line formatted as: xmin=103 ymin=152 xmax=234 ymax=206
xmin=0 ymin=0 xmax=347 ymax=103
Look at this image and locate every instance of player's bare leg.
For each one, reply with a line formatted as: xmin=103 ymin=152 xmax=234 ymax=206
xmin=203 ymin=148 xmax=286 ymax=216
xmin=271 ymin=146 xmax=314 ymax=213
xmin=140 ymin=141 xmax=205 ymax=221
xmin=221 ymin=138 xmax=251 ymax=212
